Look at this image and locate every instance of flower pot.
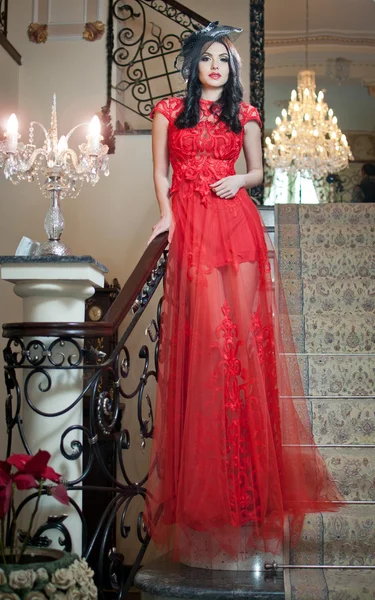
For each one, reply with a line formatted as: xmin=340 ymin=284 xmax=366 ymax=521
xmin=0 ymin=549 xmax=97 ymax=600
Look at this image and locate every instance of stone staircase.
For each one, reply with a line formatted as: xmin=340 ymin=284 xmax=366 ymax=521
xmin=275 ymin=204 xmax=375 ymax=600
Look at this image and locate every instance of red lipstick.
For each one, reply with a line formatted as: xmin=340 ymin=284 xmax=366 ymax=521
xmin=209 ymin=73 xmax=221 ymax=80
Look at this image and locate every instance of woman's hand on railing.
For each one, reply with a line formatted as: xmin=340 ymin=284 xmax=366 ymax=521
xmin=147 ymin=212 xmax=174 ymax=245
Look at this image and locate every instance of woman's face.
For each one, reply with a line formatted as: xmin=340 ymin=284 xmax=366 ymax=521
xmin=198 ymin=41 xmax=230 ymax=90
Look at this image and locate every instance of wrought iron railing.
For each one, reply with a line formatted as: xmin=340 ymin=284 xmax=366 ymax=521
xmin=2 ymin=233 xmax=168 ymax=599
xmin=109 ymin=0 xmax=209 ymax=124
xmin=0 ymin=0 xmax=22 ymax=65
xmin=0 ymin=0 xmax=8 ymax=36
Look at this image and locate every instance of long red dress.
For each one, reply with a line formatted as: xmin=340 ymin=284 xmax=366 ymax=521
xmin=146 ymin=96 xmax=343 ymax=561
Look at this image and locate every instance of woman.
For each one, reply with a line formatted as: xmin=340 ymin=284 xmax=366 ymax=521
xmin=146 ymin=22 xmax=343 ymax=562
xmin=351 ymin=163 xmax=375 ymax=203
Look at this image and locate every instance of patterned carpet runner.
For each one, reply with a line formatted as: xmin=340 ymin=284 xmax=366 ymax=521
xmin=276 ymin=204 xmax=375 ymax=600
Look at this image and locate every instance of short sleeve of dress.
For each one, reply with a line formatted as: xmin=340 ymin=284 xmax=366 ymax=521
xmin=240 ymin=103 xmax=262 ymax=129
xmin=150 ymin=98 xmax=173 ymax=122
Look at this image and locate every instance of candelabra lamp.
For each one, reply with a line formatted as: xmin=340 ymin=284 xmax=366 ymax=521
xmin=0 ymin=95 xmax=109 ymax=256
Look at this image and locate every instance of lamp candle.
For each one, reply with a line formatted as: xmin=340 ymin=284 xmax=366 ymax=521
xmin=5 ymin=113 xmax=19 ymax=153
xmin=87 ymin=115 xmax=101 ymax=154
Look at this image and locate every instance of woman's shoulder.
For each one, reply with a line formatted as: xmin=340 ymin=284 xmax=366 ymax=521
xmin=239 ymin=102 xmax=262 ymax=128
xmin=151 ymin=96 xmax=184 ymax=122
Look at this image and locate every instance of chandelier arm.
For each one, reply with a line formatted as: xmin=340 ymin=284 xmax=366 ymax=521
xmin=65 ymin=123 xmax=90 ymax=142
xmin=22 ymin=148 xmax=48 ymax=172
xmin=62 ymin=149 xmax=79 ymax=169
xmin=29 ymin=122 xmax=49 ymax=139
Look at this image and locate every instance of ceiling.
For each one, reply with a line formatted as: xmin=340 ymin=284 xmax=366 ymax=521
xmin=263 ymin=0 xmax=375 ymax=130
xmin=265 ymin=0 xmax=375 ymax=38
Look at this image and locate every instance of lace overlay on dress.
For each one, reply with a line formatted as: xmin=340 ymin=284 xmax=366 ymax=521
xmin=146 ymin=95 xmax=344 ymax=563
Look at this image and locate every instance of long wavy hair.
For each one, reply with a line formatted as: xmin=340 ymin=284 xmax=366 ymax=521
xmin=175 ymin=37 xmax=243 ymax=133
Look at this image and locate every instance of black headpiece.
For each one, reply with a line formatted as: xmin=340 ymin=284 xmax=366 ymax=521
xmin=175 ymin=21 xmax=243 ymax=81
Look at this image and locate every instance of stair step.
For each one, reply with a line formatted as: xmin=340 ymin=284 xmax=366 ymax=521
xmin=289 ymin=506 xmax=375 ymax=566
xmin=286 ymin=354 xmax=375 ymax=397
xmin=279 ymin=247 xmax=375 ymax=279
xmin=282 ymin=277 xmax=375 ymax=316
xmin=311 ymin=398 xmax=375 ymax=444
xmin=286 ymin=569 xmax=375 ymax=600
xmin=321 ymin=448 xmax=375 ymax=501
xmin=304 ymin=314 xmax=375 ymax=353
xmin=288 ymin=314 xmax=375 ymax=354
xmin=307 ymin=355 xmax=374 ymax=397
xmin=299 ymin=204 xmax=375 ymax=227
xmin=301 ymin=248 xmax=375 ymax=278
xmin=276 ymin=204 xmax=375 ymax=226
xmin=302 ymin=277 xmax=375 ymax=315
xmin=277 ymin=223 xmax=375 ymax=251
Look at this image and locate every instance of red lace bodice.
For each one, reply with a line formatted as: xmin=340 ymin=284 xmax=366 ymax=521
xmin=152 ymin=97 xmax=261 ymax=203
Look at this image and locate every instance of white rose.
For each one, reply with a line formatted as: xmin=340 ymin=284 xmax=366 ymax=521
xmin=36 ymin=569 xmax=49 ymax=582
xmin=85 ymin=582 xmax=97 ymax=600
xmin=44 ymin=584 xmax=57 ymax=598
xmin=66 ymin=588 xmax=81 ymax=600
xmin=8 ymin=570 xmax=37 ymax=590
xmin=51 ymin=594 xmax=66 ymax=600
xmin=51 ymin=569 xmax=75 ymax=590
xmin=0 ymin=593 xmax=21 ymax=600
xmin=70 ymin=560 xmax=94 ymax=584
xmin=25 ymin=592 xmax=47 ymax=600
xmin=0 ymin=569 xmax=7 ymax=585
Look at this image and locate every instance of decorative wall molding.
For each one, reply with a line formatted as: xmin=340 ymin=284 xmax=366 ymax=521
xmin=265 ymin=35 xmax=375 ymax=48
xmin=29 ymin=0 xmax=105 ymax=40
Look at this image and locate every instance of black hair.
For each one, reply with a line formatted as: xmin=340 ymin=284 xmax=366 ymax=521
xmin=174 ymin=37 xmax=243 ymax=134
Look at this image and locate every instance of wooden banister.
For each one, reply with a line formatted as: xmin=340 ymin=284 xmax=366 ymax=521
xmin=2 ymin=233 xmax=168 ymax=339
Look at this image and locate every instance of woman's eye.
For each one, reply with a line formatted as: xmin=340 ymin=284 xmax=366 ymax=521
xmin=200 ymin=56 xmax=210 ymax=62
xmin=220 ymin=57 xmax=229 ymax=62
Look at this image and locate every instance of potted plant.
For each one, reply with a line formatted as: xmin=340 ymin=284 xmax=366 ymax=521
xmin=0 ymin=450 xmax=97 ymax=599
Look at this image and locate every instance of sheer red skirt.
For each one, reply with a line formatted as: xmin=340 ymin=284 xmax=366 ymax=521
xmin=146 ymin=183 xmax=343 ymax=561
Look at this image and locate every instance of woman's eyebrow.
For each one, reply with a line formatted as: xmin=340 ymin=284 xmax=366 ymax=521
xmin=202 ymin=51 xmax=229 ymax=57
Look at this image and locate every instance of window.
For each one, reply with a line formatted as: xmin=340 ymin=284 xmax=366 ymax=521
xmin=264 ymin=168 xmax=320 ymax=205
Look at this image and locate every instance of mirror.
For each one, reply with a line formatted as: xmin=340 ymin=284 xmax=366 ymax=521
xmin=264 ymin=0 xmax=375 ymax=204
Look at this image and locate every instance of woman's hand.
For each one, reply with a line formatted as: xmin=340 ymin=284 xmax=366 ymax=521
xmin=210 ymin=175 xmax=245 ymax=199
xmin=147 ymin=212 xmax=174 ymax=245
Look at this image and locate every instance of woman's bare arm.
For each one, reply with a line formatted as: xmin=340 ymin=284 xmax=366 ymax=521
xmin=210 ymin=121 xmax=263 ymax=198
xmin=148 ymin=111 xmax=173 ymax=244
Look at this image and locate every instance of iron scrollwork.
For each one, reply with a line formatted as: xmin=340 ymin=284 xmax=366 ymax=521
xmin=250 ymin=0 xmax=265 ymax=205
xmin=111 ymin=0 xmax=208 ymax=122
xmin=2 ymin=249 xmax=168 ymax=599
xmin=0 ymin=0 xmax=8 ymax=37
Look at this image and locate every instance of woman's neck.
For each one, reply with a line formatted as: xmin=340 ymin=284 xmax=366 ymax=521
xmin=200 ymin=88 xmax=223 ymax=102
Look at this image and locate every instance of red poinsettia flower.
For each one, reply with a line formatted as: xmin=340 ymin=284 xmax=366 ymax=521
xmin=0 ymin=460 xmax=36 ymax=519
xmin=50 ymin=482 xmax=70 ymax=506
xmin=7 ymin=450 xmax=61 ymax=483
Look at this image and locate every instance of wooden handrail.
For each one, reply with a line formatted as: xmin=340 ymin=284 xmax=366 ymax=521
xmin=0 ymin=31 xmax=22 ymax=65
xmin=2 ymin=233 xmax=168 ymax=339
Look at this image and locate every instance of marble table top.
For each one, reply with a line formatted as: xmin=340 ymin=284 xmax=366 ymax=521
xmin=0 ymin=255 xmax=108 ymax=273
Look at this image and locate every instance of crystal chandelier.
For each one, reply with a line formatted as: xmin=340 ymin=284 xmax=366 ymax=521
xmin=0 ymin=95 xmax=109 ymax=256
xmin=264 ymin=1 xmax=353 ymax=176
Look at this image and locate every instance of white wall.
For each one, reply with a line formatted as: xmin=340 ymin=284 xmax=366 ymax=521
xmin=0 ymin=46 xmax=19 ymax=118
